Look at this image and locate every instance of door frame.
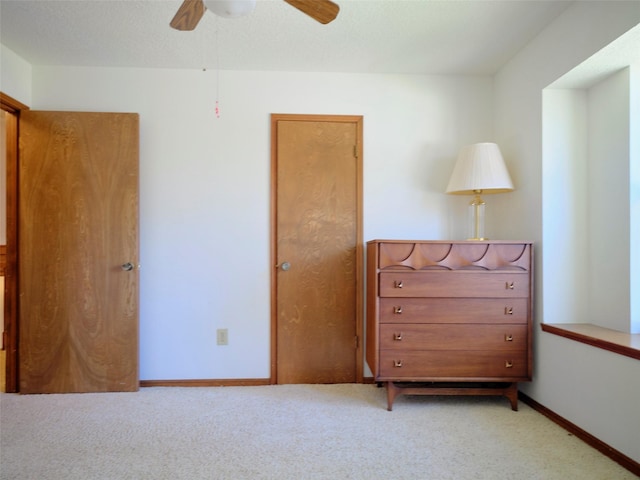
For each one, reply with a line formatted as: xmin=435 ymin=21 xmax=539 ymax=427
xmin=1 ymin=92 xmax=28 ymax=393
xmin=269 ymin=113 xmax=364 ymax=384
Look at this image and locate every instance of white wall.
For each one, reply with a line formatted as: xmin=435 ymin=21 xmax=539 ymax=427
xmin=23 ymin=66 xmax=493 ymax=380
xmin=630 ymin=64 xmax=640 ymax=334
xmin=495 ymin=0 xmax=640 ymax=463
xmin=542 ymin=88 xmax=589 ymax=325
xmin=588 ymin=69 xmax=631 ymax=332
xmin=0 ymin=45 xmax=32 ymax=105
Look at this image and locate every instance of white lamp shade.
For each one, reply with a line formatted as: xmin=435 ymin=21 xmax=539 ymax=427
xmin=204 ymin=0 xmax=256 ymax=18
xmin=446 ymin=143 xmax=514 ymax=195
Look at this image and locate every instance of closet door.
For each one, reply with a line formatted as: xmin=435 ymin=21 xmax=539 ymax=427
xmin=272 ymin=114 xmax=363 ymax=384
xmin=19 ymin=111 xmax=139 ymax=393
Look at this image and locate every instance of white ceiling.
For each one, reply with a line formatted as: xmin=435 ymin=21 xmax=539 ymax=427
xmin=0 ymin=0 xmax=575 ymax=75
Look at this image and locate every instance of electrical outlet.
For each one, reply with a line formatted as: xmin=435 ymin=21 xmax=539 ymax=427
xmin=216 ymin=328 xmax=228 ymax=346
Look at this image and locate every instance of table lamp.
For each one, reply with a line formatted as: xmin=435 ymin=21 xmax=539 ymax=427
xmin=446 ymin=142 xmax=514 ymax=240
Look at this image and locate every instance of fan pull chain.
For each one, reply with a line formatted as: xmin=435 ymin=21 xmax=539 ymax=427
xmin=200 ymin=23 xmax=221 ymax=119
xmin=214 ymin=19 xmax=221 ymax=118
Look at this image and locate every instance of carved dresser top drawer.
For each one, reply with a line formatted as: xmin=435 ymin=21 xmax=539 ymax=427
xmin=377 ymin=241 xmax=531 ymax=271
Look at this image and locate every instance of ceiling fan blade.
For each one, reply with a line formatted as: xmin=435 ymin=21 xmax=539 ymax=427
xmin=170 ymin=0 xmax=206 ymax=31
xmin=283 ymin=0 xmax=340 ymax=24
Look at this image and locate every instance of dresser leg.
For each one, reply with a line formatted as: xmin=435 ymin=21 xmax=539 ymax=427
xmin=386 ymin=382 xmax=399 ymax=411
xmin=506 ymin=383 xmax=518 ymax=411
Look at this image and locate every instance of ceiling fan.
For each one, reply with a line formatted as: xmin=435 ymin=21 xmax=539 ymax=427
xmin=170 ymin=0 xmax=340 ymax=31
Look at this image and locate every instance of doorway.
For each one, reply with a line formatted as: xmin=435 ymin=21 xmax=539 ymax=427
xmin=0 ymin=93 xmax=23 ymax=393
xmin=271 ymin=114 xmax=363 ymax=384
xmin=0 ymin=110 xmax=7 ymax=392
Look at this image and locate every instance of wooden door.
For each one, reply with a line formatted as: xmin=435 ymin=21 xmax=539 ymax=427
xmin=18 ymin=111 xmax=139 ymax=393
xmin=271 ymin=114 xmax=363 ymax=384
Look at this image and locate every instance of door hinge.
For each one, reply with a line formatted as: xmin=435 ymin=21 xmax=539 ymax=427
xmin=354 ymin=335 xmax=360 ymax=349
xmin=353 ymin=144 xmax=358 ymax=158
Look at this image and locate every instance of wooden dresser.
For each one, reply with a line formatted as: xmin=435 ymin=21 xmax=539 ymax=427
xmin=366 ymin=240 xmax=533 ymax=411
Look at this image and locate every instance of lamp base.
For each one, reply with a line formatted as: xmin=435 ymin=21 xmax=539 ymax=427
xmin=468 ymin=191 xmax=486 ymax=241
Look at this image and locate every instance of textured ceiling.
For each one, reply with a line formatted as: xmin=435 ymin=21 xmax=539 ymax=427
xmin=1 ymin=0 xmax=575 ymax=75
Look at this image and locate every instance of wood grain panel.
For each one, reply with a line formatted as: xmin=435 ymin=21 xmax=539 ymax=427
xmin=19 ymin=111 xmax=139 ymax=393
xmin=275 ymin=118 xmax=359 ymax=384
xmin=0 ymin=245 xmax=6 ymax=276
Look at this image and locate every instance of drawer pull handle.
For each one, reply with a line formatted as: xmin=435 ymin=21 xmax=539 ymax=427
xmin=393 ymin=332 xmax=403 ymax=341
xmin=394 ymin=280 xmax=403 ymax=289
xmin=505 ymin=307 xmax=513 ymax=315
xmin=393 ymin=360 xmax=403 ymax=368
xmin=505 ymin=361 xmax=514 ymax=368
xmin=505 ymin=334 xmax=514 ymax=342
xmin=506 ymin=282 xmax=515 ymax=290
xmin=393 ymin=306 xmax=403 ymax=314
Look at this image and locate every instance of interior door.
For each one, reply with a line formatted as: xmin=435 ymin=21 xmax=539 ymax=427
xmin=18 ymin=111 xmax=139 ymax=393
xmin=271 ymin=114 xmax=363 ymax=384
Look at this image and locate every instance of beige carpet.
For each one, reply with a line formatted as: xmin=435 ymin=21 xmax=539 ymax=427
xmin=0 ymin=384 xmax=635 ymax=479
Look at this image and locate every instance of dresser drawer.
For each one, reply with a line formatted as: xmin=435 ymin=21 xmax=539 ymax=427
xmin=379 ymin=297 xmax=528 ymax=324
xmin=379 ymin=271 xmax=529 ymax=298
xmin=379 ymin=324 xmax=527 ymax=350
xmin=378 ymin=350 xmax=528 ymax=378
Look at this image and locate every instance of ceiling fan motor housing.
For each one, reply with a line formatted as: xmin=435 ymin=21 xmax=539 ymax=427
xmin=204 ymin=0 xmax=257 ymax=18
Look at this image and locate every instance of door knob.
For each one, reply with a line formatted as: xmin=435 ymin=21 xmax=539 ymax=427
xmin=278 ymin=261 xmax=291 ymax=271
xmin=121 ymin=262 xmax=134 ymax=271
